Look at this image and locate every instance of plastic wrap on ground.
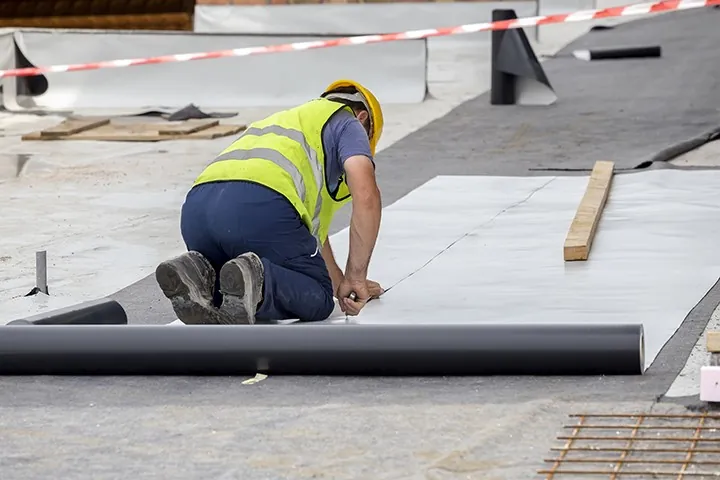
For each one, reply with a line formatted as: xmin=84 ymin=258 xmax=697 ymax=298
xmin=0 ymin=29 xmax=428 ymax=115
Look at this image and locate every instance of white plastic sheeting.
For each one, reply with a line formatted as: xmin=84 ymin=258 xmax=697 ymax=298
xmin=323 ymin=170 xmax=720 ymax=370
xmin=0 ymin=29 xmax=17 ymax=108
xmin=193 ymin=2 xmax=538 ymax=35
xmin=0 ymin=29 xmax=427 ymax=115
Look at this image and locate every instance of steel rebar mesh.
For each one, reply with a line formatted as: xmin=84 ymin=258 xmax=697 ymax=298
xmin=539 ymin=413 xmax=720 ymax=479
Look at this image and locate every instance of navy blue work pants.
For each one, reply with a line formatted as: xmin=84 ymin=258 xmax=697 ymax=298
xmin=179 ymin=180 xmax=334 ymax=322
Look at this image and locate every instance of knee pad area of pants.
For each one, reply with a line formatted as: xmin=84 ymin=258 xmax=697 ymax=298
xmin=303 ymin=291 xmax=335 ymax=322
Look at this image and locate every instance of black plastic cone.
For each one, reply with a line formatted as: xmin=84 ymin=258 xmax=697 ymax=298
xmin=490 ymin=9 xmax=556 ymax=106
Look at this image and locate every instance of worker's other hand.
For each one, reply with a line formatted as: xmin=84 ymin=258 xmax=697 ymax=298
xmin=337 ymin=278 xmax=370 ymax=316
xmin=367 ymin=279 xmax=384 ymax=299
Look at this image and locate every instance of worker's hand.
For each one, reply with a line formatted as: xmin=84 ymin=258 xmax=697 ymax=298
xmin=331 ymin=278 xmax=343 ymax=299
xmin=334 ymin=278 xmax=383 ymax=301
xmin=337 ymin=278 xmax=370 ymax=316
xmin=367 ymin=279 xmax=384 ymax=299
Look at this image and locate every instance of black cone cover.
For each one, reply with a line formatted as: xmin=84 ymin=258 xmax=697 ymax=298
xmin=495 ymin=28 xmax=554 ymax=92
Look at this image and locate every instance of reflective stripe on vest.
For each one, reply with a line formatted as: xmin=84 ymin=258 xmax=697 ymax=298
xmin=210 ymin=125 xmax=325 ymax=239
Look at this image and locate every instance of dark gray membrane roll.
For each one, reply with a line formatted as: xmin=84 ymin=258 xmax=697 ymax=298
xmin=0 ymin=323 xmax=644 ymax=376
xmin=6 ymin=299 xmax=127 ymax=326
xmin=582 ymin=45 xmax=662 ymax=60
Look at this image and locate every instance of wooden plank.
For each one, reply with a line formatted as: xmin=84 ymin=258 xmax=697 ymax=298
xmin=707 ymin=332 xmax=720 ymax=352
xmin=158 ymin=120 xmax=219 ymax=135
xmin=37 ymin=118 xmax=110 ymax=138
xmin=187 ymin=124 xmax=247 ymax=139
xmin=563 ymin=160 xmax=615 ymax=261
xmin=22 ymin=122 xmax=246 ymax=142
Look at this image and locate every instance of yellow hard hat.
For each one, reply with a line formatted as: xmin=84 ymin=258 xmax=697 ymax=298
xmin=322 ymin=79 xmax=384 ymax=156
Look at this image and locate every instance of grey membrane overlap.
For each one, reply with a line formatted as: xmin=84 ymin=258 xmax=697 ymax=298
xmin=374 ymin=7 xmax=720 ymax=175
xmin=296 ymin=171 xmax=720 ymax=372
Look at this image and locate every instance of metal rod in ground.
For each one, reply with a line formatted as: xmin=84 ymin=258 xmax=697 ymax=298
xmin=544 ymin=458 xmax=720 ymax=465
xmin=552 ymin=447 xmax=720 ymax=454
xmin=35 ymin=250 xmax=48 ymax=294
xmin=569 ymin=413 xmax=720 ymax=418
xmin=537 ymin=469 xmax=719 ymax=476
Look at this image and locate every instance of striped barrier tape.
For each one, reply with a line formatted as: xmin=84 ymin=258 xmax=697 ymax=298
xmin=0 ymin=0 xmax=717 ymax=78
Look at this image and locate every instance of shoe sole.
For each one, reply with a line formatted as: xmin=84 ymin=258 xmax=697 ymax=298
xmin=155 ymin=258 xmax=231 ymax=325
xmin=219 ymin=258 xmax=256 ymax=324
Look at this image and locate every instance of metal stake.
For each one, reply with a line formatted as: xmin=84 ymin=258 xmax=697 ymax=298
xmin=35 ymin=250 xmax=48 ymax=294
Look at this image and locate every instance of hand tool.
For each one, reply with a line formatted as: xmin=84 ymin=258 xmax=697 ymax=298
xmin=345 ymin=292 xmax=357 ymax=323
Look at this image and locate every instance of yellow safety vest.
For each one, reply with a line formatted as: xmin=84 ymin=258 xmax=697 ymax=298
xmin=193 ymin=98 xmax=354 ymax=245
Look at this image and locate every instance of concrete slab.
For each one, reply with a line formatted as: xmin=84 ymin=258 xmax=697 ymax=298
xmin=669 ymin=137 xmax=720 ymax=167
xmin=0 ymin=292 xmax=82 ymax=324
xmin=0 ymin=378 xmax=702 ymax=480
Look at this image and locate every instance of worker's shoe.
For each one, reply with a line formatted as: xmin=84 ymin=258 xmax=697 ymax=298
xmin=218 ymin=252 xmax=264 ymax=324
xmin=155 ymin=251 xmax=232 ymax=325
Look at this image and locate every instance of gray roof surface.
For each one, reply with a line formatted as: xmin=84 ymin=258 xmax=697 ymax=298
xmin=3 ymin=7 xmax=720 ymax=479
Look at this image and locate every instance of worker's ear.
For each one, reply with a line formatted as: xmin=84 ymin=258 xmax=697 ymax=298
xmin=355 ymin=110 xmax=371 ymax=137
xmin=356 ymin=109 xmax=369 ymax=126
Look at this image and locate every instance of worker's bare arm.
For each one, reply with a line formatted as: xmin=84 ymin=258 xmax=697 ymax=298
xmin=343 ymin=154 xmax=381 ymax=282
xmin=321 ymin=238 xmax=344 ymax=297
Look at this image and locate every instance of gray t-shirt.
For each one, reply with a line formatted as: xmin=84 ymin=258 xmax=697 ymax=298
xmin=321 ymin=108 xmax=374 ymax=193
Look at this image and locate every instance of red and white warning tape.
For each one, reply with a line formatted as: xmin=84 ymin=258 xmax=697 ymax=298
xmin=0 ymin=0 xmax=717 ymax=78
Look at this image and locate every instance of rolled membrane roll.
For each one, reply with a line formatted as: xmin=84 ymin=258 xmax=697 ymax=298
xmin=573 ymin=46 xmax=662 ymax=61
xmin=0 ymin=323 xmax=644 ymax=376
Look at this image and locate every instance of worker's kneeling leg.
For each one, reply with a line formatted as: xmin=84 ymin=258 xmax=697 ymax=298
xmin=256 ymin=254 xmax=335 ymax=322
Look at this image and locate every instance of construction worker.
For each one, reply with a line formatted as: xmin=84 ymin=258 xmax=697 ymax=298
xmin=155 ymin=79 xmax=385 ymax=325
